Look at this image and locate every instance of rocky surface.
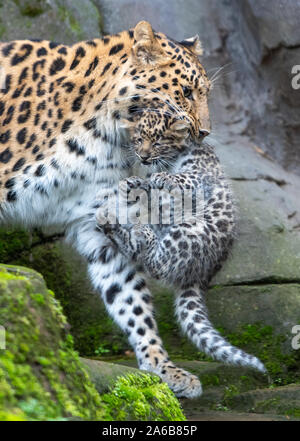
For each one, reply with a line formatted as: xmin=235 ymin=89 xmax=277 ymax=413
xmin=0 ymin=0 xmax=102 ymax=44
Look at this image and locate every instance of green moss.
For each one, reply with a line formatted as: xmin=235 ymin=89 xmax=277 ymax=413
xmin=57 ymin=5 xmax=83 ymax=39
xmin=101 ymin=373 xmax=186 ymax=421
xmin=285 ymin=408 xmax=300 ymax=418
xmin=219 ymin=323 xmax=300 ymax=385
xmin=13 ymin=0 xmax=47 ymax=17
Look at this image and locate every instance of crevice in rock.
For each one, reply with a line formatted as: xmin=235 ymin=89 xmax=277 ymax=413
xmin=211 ymin=278 xmax=300 ymax=288
xmin=231 ymin=175 xmax=287 ymax=187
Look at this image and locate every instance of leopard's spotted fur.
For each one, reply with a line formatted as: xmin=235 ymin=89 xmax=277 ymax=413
xmin=0 ymin=22 xmax=212 ymax=398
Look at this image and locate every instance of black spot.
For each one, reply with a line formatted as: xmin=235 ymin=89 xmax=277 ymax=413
xmin=0 ymin=130 xmax=10 ymax=144
xmin=18 ymin=67 xmax=28 ymax=84
xmin=112 ymin=110 xmax=120 ymax=119
xmin=106 ymin=283 xmax=122 ymax=304
xmin=66 ymin=139 xmax=85 ymax=156
xmin=126 ymin=296 xmax=133 ymax=305
xmin=12 ymin=158 xmax=26 ymax=172
xmin=49 ymin=42 xmax=59 ymax=49
xmin=85 ymin=56 xmax=99 ymax=77
xmin=49 ymin=139 xmax=57 ymax=148
xmin=70 ymin=46 xmax=86 ymax=70
xmin=125 ymin=270 xmax=136 ymax=283
xmin=7 ymin=191 xmax=17 ymax=202
xmin=5 ymin=178 xmax=15 ymax=189
xmin=2 ymin=43 xmax=15 ymax=57
xmin=58 ymin=47 xmax=67 ymax=55
xmin=11 ymin=44 xmax=33 ymax=66
xmin=37 ymin=47 xmax=47 ymax=57
xmin=137 ymin=328 xmax=145 ymax=336
xmin=0 ymin=101 xmax=5 ymax=116
xmin=187 ymin=301 xmax=197 ymax=310
xmin=142 ymin=294 xmax=150 ymax=304
xmin=61 ymin=119 xmax=73 ymax=133
xmin=72 ymin=95 xmax=84 ymax=112
xmin=134 ymin=279 xmax=146 ymax=291
xmin=101 ymin=62 xmax=112 ymax=76
xmin=119 ymin=87 xmax=127 ymax=96
xmin=128 ymin=319 xmax=135 ymax=327
xmin=148 ymin=75 xmax=156 ymax=83
xmin=83 ymin=118 xmax=97 ymax=130
xmin=109 ymin=43 xmax=124 ymax=56
xmin=144 ymin=317 xmax=154 ymax=329
xmin=0 ymin=148 xmax=12 ymax=164
xmin=62 ymin=82 xmax=75 ymax=93
xmin=133 ymin=306 xmax=143 ymax=316
xmin=35 ymin=164 xmax=46 ymax=177
xmin=16 ymin=128 xmax=27 ymax=145
xmin=18 ymin=101 xmax=31 ymax=124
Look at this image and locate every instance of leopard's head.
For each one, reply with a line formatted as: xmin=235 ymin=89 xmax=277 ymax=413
xmin=117 ymin=21 xmax=211 ymax=164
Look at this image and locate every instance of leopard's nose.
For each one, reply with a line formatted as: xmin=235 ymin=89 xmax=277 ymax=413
xmin=199 ymin=129 xmax=210 ymax=138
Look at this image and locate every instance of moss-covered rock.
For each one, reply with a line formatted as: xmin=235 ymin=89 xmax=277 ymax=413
xmin=0 ymin=228 xmax=128 ymax=357
xmin=0 ymin=264 xmax=185 ymax=421
xmin=0 ymin=0 xmax=102 ymax=43
xmin=0 ymin=264 xmax=105 ymax=421
xmin=226 ymin=384 xmax=300 ymax=417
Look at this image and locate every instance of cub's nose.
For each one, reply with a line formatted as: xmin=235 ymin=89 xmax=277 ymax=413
xmin=136 ymin=151 xmax=151 ymax=164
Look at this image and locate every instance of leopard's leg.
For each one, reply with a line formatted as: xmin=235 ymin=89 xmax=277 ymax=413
xmin=67 ymin=215 xmax=203 ymax=398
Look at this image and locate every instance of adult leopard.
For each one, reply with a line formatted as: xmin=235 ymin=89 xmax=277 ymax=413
xmin=0 ymin=21 xmax=210 ymax=398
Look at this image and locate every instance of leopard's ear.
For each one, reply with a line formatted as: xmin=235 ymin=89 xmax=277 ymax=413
xmin=180 ymin=35 xmax=203 ymax=56
xmin=132 ymin=21 xmax=170 ymax=66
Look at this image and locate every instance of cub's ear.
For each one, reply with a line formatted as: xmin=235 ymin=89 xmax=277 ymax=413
xmin=180 ymin=35 xmax=203 ymax=56
xmin=132 ymin=21 xmax=170 ymax=66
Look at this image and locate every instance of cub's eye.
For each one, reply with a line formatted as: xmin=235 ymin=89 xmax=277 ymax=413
xmin=182 ymin=86 xmax=192 ymax=99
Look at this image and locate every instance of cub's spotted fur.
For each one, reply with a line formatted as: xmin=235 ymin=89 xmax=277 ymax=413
xmin=0 ymin=22 xmax=212 ymax=397
xmin=96 ymin=112 xmax=266 ymax=396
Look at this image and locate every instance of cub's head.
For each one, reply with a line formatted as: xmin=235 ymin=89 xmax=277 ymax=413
xmin=125 ymin=108 xmax=190 ymax=168
xmin=118 ymin=20 xmax=211 ymax=164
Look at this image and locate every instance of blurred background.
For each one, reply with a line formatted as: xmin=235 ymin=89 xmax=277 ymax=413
xmin=1 ymin=0 xmax=300 ymax=420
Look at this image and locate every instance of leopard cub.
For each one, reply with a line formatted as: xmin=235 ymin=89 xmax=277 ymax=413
xmin=96 ymin=112 xmax=266 ymax=393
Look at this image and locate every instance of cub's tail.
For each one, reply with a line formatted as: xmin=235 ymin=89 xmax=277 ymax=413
xmin=175 ymin=286 xmax=266 ymax=373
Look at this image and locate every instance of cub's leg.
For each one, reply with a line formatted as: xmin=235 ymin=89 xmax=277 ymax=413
xmin=175 ymin=286 xmax=266 ymax=373
xmin=67 ymin=215 xmax=202 ymax=398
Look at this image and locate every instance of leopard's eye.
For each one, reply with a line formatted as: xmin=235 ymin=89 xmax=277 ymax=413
xmin=182 ymin=86 xmax=192 ymax=99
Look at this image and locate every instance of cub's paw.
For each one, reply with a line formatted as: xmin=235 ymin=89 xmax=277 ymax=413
xmin=150 ymin=172 xmax=182 ymax=191
xmin=120 ymin=176 xmax=149 ymax=193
